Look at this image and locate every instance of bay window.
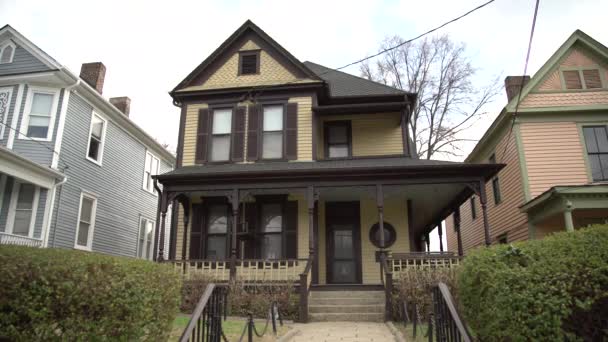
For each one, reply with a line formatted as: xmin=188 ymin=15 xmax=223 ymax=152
xmin=262 ymin=105 xmax=283 ymax=159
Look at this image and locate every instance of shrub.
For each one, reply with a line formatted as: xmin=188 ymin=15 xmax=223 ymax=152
xmin=458 ymin=225 xmax=608 ymax=341
xmin=393 ymin=267 xmax=458 ymax=321
xmin=180 ymin=274 xmax=212 ymax=313
xmin=0 ymin=245 xmax=182 ymax=341
xmin=228 ymin=281 xmax=299 ymax=321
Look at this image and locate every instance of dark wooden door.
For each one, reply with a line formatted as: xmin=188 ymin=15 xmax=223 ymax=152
xmin=325 ymin=202 xmax=362 ymax=284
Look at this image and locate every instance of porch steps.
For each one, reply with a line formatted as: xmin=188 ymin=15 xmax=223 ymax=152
xmin=308 ymin=290 xmax=385 ymax=322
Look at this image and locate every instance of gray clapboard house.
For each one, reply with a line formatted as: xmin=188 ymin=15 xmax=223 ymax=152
xmin=0 ymin=25 xmax=174 ymax=259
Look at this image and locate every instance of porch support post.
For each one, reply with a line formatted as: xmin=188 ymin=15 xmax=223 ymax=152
xmin=376 ymin=184 xmax=385 ymax=249
xmin=425 ymin=233 xmax=430 ymax=252
xmin=306 ymin=186 xmax=316 ymax=258
xmin=153 ymin=179 xmax=162 ymax=262
xmin=229 ymin=189 xmax=239 ymax=282
xmin=179 ymin=196 xmax=191 ymax=262
xmin=156 ymin=185 xmax=168 ymax=262
xmin=563 ymin=201 xmax=574 ymax=232
xmin=478 ymin=179 xmax=492 ymax=247
xmin=437 ymin=223 xmax=444 ymax=252
xmin=454 ymin=207 xmax=464 ymax=256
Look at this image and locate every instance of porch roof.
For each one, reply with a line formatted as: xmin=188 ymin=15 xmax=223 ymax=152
xmin=0 ymin=146 xmax=65 ymax=188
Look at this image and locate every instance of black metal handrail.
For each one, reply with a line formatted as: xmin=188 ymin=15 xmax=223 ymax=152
xmin=179 ymin=284 xmax=227 ymax=342
xmin=379 ymin=254 xmax=393 ymax=321
xmin=430 ymin=282 xmax=472 ymax=342
xmin=298 ymin=258 xmax=313 ymax=322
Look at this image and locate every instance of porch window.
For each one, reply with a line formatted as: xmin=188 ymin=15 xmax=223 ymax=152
xmin=138 ymin=217 xmax=155 ymax=260
xmin=210 ymin=109 xmax=232 ymax=162
xmin=206 ymin=204 xmax=229 ymax=259
xmin=325 ymin=121 xmax=351 ymax=158
xmin=8 ymin=182 xmax=38 ymax=237
xmin=583 ymin=126 xmax=608 ymax=181
xmin=143 ymin=151 xmax=160 ymax=194
xmin=259 ymin=203 xmax=283 ymax=259
xmin=262 ymin=105 xmax=283 ymax=159
xmin=86 ymin=113 xmax=106 ymax=164
xmin=75 ymin=193 xmax=97 ymax=250
xmin=470 ymin=196 xmax=477 ymax=220
xmin=21 ymin=88 xmax=59 ymax=140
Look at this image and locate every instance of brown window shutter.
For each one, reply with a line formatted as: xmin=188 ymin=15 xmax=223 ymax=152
xmin=247 ymin=105 xmax=260 ymax=161
xmin=189 ymin=203 xmax=205 ymax=259
xmin=563 ymin=70 xmax=582 ymax=89
xmin=244 ymin=202 xmax=257 ymax=258
xmin=195 ymin=108 xmax=210 ymax=164
xmin=583 ymin=69 xmax=602 ymax=89
xmin=231 ymin=106 xmax=246 ymax=162
xmin=285 ymin=103 xmax=298 ymax=160
xmin=284 ymin=200 xmax=298 ymax=259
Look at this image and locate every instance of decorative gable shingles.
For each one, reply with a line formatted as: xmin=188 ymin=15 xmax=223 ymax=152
xmin=0 ymin=43 xmax=50 ymax=76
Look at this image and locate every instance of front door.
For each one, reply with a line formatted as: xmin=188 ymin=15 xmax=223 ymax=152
xmin=326 ymin=202 xmax=362 ymax=284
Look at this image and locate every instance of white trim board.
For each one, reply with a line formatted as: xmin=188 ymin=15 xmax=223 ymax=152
xmin=0 ymin=86 xmax=14 ymax=140
xmin=6 ymin=83 xmax=24 ymax=149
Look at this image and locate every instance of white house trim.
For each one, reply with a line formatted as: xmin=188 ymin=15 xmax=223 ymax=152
xmin=85 ymin=111 xmax=107 ymax=166
xmin=42 ymin=176 xmax=67 ymax=248
xmin=0 ymin=26 xmax=62 ymax=70
xmin=0 ymin=174 xmax=6 ymax=216
xmin=51 ymin=84 xmax=76 ymax=169
xmin=6 ymin=181 xmax=40 ymax=238
xmin=18 ymin=85 xmax=60 ymax=142
xmin=6 ymin=83 xmax=24 ymax=149
xmin=0 ymin=145 xmax=64 ymax=189
xmin=0 ymin=86 xmax=14 ymax=140
xmin=73 ymin=191 xmax=98 ymax=251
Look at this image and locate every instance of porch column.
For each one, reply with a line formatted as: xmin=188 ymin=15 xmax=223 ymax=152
xmin=437 ymin=223 xmax=444 ymax=252
xmin=376 ymin=184 xmax=385 ymax=249
xmin=229 ymin=189 xmax=239 ymax=282
xmin=563 ymin=201 xmax=574 ymax=232
xmin=156 ymin=185 xmax=168 ymax=262
xmin=478 ymin=180 xmax=492 ymax=247
xmin=425 ymin=233 xmax=430 ymax=252
xmin=454 ymin=208 xmax=464 ymax=256
xmin=179 ymin=196 xmax=191 ymax=262
xmin=306 ymin=186 xmax=316 ymax=258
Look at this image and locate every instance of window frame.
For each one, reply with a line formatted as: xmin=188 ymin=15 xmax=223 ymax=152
xmin=260 ymin=103 xmax=286 ymax=161
xmin=207 ymin=107 xmax=233 ymax=163
xmin=74 ymin=192 xmax=97 ymax=251
xmin=256 ymin=197 xmax=286 ymax=260
xmin=238 ymin=50 xmax=261 ymax=76
xmin=143 ymin=151 xmax=161 ymax=194
xmin=581 ymin=125 xmax=608 ymax=182
xmin=489 ymin=153 xmax=502 ymax=205
xmin=18 ymin=86 xmax=60 ymax=141
xmin=0 ymin=41 xmax=16 ymax=64
xmin=560 ymin=67 xmax=606 ymax=90
xmin=497 ymin=233 xmax=508 ymax=244
xmin=137 ymin=216 xmax=156 ymax=260
xmin=470 ymin=196 xmax=477 ymax=220
xmin=324 ymin=120 xmax=352 ymax=159
xmin=85 ymin=111 xmax=107 ymax=165
xmin=205 ymin=202 xmax=230 ymax=260
xmin=6 ymin=181 xmax=40 ymax=238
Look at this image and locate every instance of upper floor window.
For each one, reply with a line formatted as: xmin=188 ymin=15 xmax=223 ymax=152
xmin=138 ymin=217 xmax=155 ymax=260
xmin=210 ymin=108 xmax=232 ymax=162
xmin=75 ymin=192 xmax=97 ymax=251
xmin=20 ymin=87 xmax=59 ymax=141
xmin=470 ymin=196 xmax=477 ymax=220
xmin=206 ymin=204 xmax=229 ymax=259
xmin=583 ymin=126 xmax=608 ymax=181
xmin=262 ymin=105 xmax=283 ymax=159
xmin=7 ymin=182 xmax=39 ymax=237
xmin=325 ymin=121 xmax=351 ymax=158
xmin=143 ymin=151 xmax=160 ymax=194
xmin=239 ymin=51 xmax=260 ymax=75
xmin=86 ymin=113 xmax=106 ymax=164
xmin=489 ymin=153 xmax=502 ymax=204
xmin=0 ymin=41 xmax=15 ymax=64
xmin=562 ymin=69 xmax=603 ymax=90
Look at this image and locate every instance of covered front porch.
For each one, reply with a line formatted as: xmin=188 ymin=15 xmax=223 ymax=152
xmin=153 ymin=158 xmax=502 ymax=286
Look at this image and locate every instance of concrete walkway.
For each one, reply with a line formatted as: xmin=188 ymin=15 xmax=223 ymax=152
xmin=290 ymin=322 xmax=396 ymax=342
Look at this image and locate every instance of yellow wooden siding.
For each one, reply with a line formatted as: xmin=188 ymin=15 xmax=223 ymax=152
xmin=182 ymin=103 xmax=208 ymax=166
xmin=520 ymin=122 xmax=589 ymax=198
xmin=290 ymin=97 xmax=313 ymax=161
xmin=318 ymin=113 xmax=404 ymax=158
xmin=445 ymin=128 xmax=528 ymax=253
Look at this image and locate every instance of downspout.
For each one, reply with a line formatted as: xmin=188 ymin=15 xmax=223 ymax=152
xmin=46 ymin=175 xmax=68 ymax=248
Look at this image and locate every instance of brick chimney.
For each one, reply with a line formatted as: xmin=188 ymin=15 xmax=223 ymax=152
xmin=80 ymin=62 xmax=106 ymax=94
xmin=504 ymin=75 xmax=530 ymax=102
xmin=110 ymin=97 xmax=131 ymax=116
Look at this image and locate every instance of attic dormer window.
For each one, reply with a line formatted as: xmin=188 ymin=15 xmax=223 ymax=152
xmin=239 ymin=50 xmax=260 ymax=75
xmin=562 ymin=68 xmax=603 ymax=90
xmin=0 ymin=41 xmax=16 ymax=64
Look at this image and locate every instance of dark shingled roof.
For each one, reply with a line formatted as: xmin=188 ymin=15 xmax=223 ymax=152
xmin=304 ymin=61 xmax=407 ymax=98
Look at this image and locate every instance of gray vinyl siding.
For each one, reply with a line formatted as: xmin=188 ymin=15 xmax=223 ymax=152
xmin=33 ymin=188 xmax=47 ymax=238
xmin=0 ymin=84 xmax=19 ymax=146
xmin=0 ymin=44 xmax=51 ymax=76
xmin=11 ymin=86 xmax=64 ymax=166
xmin=48 ymin=93 xmax=173 ymax=257
xmin=0 ymin=176 xmax=13 ymax=231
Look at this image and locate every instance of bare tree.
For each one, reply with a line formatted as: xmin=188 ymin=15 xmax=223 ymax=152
xmin=361 ymin=35 xmax=501 ymax=159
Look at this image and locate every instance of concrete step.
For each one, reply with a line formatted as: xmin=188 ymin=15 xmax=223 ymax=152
xmin=309 ymin=312 xmax=385 ymax=322
xmin=309 ymin=290 xmax=385 ymax=299
xmin=309 ymin=297 xmax=385 ymax=306
xmin=309 ymin=304 xmax=385 ymax=314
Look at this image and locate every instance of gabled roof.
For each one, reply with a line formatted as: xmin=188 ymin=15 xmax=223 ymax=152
xmin=467 ymin=29 xmax=608 ymax=162
xmin=0 ymin=24 xmax=62 ymax=70
xmin=172 ymin=20 xmax=320 ymax=93
xmin=304 ymin=61 xmax=408 ymax=98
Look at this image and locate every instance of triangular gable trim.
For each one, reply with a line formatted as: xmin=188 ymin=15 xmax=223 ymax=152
xmin=0 ymin=24 xmax=62 ymax=70
xmin=171 ymin=20 xmax=320 ymax=93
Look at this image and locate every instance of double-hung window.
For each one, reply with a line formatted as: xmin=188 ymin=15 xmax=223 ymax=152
xmin=325 ymin=121 xmax=351 ymax=158
xmin=138 ymin=217 xmax=156 ymax=260
xmin=75 ymin=193 xmax=97 ymax=250
xmin=8 ymin=182 xmax=39 ymax=237
xmin=21 ymin=87 xmax=59 ymax=140
xmin=259 ymin=203 xmax=283 ymax=259
xmin=210 ymin=109 xmax=232 ymax=162
xmin=583 ymin=126 xmax=608 ymax=181
xmin=87 ymin=113 xmax=106 ymax=164
xmin=262 ymin=105 xmax=283 ymax=159
xmin=143 ymin=151 xmax=160 ymax=193
xmin=206 ymin=204 xmax=229 ymax=259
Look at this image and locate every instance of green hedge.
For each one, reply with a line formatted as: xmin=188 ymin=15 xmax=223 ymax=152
xmin=0 ymin=246 xmax=182 ymax=341
xmin=458 ymin=225 xmax=608 ymax=341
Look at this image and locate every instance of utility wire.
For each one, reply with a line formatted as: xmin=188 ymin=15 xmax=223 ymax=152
xmin=499 ymin=0 xmax=540 ymax=163
xmin=246 ymin=0 xmax=497 ymax=102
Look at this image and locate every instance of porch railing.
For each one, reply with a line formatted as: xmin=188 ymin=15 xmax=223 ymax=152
xmin=430 ymin=282 xmax=472 ymax=342
xmin=298 ymin=258 xmax=313 ymax=322
xmin=179 ymin=284 xmax=228 ymax=342
xmin=168 ymin=258 xmax=309 ymax=283
xmin=379 ymin=254 xmax=393 ymax=321
xmin=389 ymin=252 xmax=461 ymax=281
xmin=0 ymin=232 xmax=43 ymax=248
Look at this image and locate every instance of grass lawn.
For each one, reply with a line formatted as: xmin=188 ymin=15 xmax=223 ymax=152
xmin=169 ymin=314 xmax=290 ymax=341
xmin=395 ymin=322 xmax=432 ymax=342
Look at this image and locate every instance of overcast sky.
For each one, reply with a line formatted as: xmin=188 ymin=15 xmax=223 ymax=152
xmin=2 ymin=0 xmax=607 ymax=250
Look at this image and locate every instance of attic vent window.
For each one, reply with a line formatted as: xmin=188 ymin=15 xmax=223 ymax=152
xmin=239 ymin=51 xmax=259 ymax=75
xmin=562 ymin=69 xmax=604 ymax=90
xmin=0 ymin=41 xmax=16 ymax=64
